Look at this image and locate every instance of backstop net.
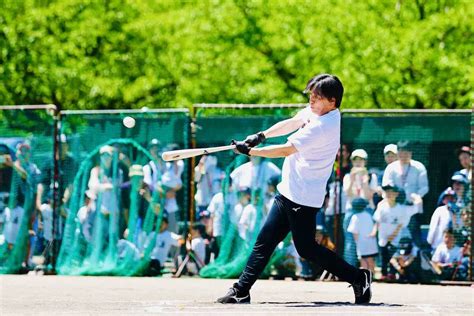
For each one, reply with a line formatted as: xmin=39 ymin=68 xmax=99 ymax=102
xmin=338 ymin=110 xmax=471 ymax=282
xmin=193 ymin=104 xmax=305 ymax=279
xmin=56 ymin=109 xmax=190 ymax=276
xmin=0 ymin=105 xmax=57 ymax=274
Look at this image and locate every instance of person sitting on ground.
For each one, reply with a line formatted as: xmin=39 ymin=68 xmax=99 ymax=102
xmin=431 ymin=229 xmax=468 ymax=280
xmin=146 ymin=216 xmax=183 ymax=276
xmin=389 ymin=237 xmax=418 ymax=282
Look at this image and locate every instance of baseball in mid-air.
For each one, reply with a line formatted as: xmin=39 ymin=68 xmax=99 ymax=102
xmin=123 ymin=116 xmax=135 ymax=128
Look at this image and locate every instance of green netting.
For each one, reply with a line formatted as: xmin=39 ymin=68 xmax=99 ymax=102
xmin=0 ymin=106 xmax=56 ymax=274
xmin=340 ymin=112 xmax=471 ymax=282
xmin=56 ymin=110 xmax=189 ymax=276
xmin=195 ymin=106 xmax=302 ymax=279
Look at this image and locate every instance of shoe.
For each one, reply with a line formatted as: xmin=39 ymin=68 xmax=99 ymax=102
xmin=351 ymin=269 xmax=372 ymax=304
xmin=216 ymin=287 xmax=251 ymax=304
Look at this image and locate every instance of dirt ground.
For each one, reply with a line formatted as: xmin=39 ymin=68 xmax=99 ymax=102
xmin=0 ymin=275 xmax=472 ymax=315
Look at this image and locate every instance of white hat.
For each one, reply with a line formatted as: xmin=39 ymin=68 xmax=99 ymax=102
xmin=350 ymin=149 xmax=368 ymax=160
xmin=383 ymin=144 xmax=398 ymax=155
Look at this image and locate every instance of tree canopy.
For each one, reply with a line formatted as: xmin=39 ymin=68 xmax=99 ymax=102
xmin=1 ymin=0 xmax=472 ymax=109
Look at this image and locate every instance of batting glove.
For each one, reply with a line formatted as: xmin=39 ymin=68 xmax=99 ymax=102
xmin=244 ymin=131 xmax=266 ymax=147
xmin=231 ymin=140 xmax=251 ymax=156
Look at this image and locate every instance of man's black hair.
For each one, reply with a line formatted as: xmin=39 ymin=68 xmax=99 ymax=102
xmin=304 ymin=74 xmax=344 ymax=108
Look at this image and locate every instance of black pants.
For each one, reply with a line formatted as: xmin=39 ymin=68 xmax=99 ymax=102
xmin=380 ymin=243 xmax=396 ymax=276
xmin=235 ymin=194 xmax=359 ymax=293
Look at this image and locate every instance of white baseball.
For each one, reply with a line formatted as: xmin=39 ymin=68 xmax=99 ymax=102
xmin=123 ymin=116 xmax=135 ymax=128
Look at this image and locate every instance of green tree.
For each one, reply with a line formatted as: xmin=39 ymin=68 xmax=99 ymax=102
xmin=1 ymin=0 xmax=472 ymax=109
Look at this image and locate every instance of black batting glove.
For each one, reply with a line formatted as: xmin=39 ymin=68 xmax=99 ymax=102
xmin=231 ymin=140 xmax=251 ymax=156
xmin=244 ymin=131 xmax=266 ymax=147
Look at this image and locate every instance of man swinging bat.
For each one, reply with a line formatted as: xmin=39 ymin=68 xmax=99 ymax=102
xmin=217 ymin=74 xmax=373 ymax=304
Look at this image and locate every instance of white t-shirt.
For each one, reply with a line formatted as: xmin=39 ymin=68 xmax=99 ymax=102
xmin=4 ymin=206 xmax=25 ymax=244
xmin=343 ymin=172 xmax=378 ymax=211
xmin=382 ymin=160 xmax=429 ymax=213
xmin=238 ymin=204 xmax=258 ymax=241
xmin=427 ymin=205 xmax=461 ymax=249
xmin=149 ymin=230 xmax=181 ymax=265
xmin=40 ymin=204 xmax=53 ymax=242
xmin=191 ymin=237 xmax=206 ymax=263
xmin=277 ymin=107 xmax=340 ymax=207
xmin=194 ymin=156 xmax=223 ymax=207
xmin=230 ymin=203 xmax=244 ymax=226
xmin=207 ymin=191 xmax=237 ymax=237
xmin=230 ymin=161 xmax=281 ymax=191
xmin=373 ymin=202 xmax=418 ymax=247
xmin=432 ymin=243 xmax=462 ymax=264
xmin=347 ymin=211 xmax=379 ymax=257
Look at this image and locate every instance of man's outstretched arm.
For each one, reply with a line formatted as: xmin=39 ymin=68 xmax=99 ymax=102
xmin=248 ymin=142 xmax=298 ymax=158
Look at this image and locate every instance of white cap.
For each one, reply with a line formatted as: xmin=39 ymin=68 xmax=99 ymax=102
xmin=383 ymin=144 xmax=398 ymax=155
xmin=350 ymin=149 xmax=368 ymax=160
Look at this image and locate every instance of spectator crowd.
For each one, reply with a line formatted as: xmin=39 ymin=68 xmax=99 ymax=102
xmin=0 ymin=136 xmax=471 ymax=282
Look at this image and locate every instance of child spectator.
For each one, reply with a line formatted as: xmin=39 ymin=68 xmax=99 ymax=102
xmin=238 ymin=189 xmax=258 ymax=241
xmin=146 ymin=216 xmax=183 ymax=276
xmin=427 ymin=188 xmax=461 ymax=250
xmin=372 ymin=184 xmax=422 ymax=280
xmin=431 ymin=229 xmax=468 ymax=280
xmin=187 ymin=222 xmax=207 ymax=273
xmin=389 ymin=237 xmax=418 ymax=282
xmin=456 ymin=146 xmax=471 ymax=182
xmin=450 ymin=172 xmax=469 ymax=209
xmin=347 ymin=198 xmax=378 ymax=274
xmin=77 ymin=190 xmax=98 ymax=243
xmin=343 ymin=149 xmax=378 ymax=211
xmin=207 ymin=177 xmax=237 ymax=248
xmin=194 ymin=155 xmax=222 ymax=214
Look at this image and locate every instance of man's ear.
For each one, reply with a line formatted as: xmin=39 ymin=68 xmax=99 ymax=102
xmin=329 ymin=97 xmax=337 ymax=107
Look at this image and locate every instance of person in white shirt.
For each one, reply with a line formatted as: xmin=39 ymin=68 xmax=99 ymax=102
xmin=347 ymin=198 xmax=378 ymax=274
xmin=207 ymin=177 xmax=237 ymax=247
xmin=456 ymin=146 xmax=471 ymax=183
xmin=343 ymin=149 xmax=378 ymax=210
xmin=382 ymin=140 xmax=429 ymax=246
xmin=427 ymin=188 xmax=461 ymax=250
xmin=146 ymin=216 xmax=183 ymax=276
xmin=230 ymin=157 xmax=281 ymax=194
xmin=372 ymin=184 xmax=422 ymax=280
xmin=188 ymin=223 xmax=207 ymax=271
xmin=431 ymin=229 xmax=465 ymax=280
xmin=218 ymin=74 xmax=372 ymax=305
xmin=194 ymin=155 xmax=223 ymax=214
xmin=143 ymin=141 xmax=184 ymax=233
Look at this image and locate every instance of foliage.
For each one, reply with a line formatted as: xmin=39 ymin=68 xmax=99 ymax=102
xmin=1 ymin=0 xmax=472 ymax=109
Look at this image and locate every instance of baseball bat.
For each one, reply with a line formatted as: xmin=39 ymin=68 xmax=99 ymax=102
xmin=161 ymin=145 xmax=236 ymax=161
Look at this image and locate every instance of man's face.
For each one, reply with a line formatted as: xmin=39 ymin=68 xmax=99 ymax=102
xmin=309 ymin=92 xmax=336 ymax=115
xmin=385 ymin=152 xmax=397 ymax=164
xmin=458 ymin=152 xmax=470 ymax=169
xmin=398 ymin=150 xmax=412 ymax=163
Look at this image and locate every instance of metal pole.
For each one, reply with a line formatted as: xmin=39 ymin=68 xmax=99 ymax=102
xmin=51 ymin=106 xmax=60 ymax=273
